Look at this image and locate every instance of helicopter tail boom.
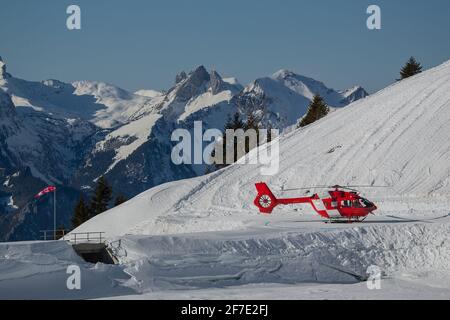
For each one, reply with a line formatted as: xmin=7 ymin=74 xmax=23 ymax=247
xmin=254 ymin=182 xmax=312 ymax=214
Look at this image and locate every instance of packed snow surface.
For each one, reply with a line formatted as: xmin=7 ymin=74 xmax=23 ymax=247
xmin=1 ymin=215 xmax=449 ymax=299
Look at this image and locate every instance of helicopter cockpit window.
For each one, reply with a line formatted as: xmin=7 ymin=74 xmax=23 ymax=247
xmin=360 ymin=198 xmax=374 ymax=208
xmin=353 ymin=200 xmax=362 ymax=208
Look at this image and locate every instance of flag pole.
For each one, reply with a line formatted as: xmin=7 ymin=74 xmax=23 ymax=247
xmin=54 ymin=188 xmax=56 ymax=240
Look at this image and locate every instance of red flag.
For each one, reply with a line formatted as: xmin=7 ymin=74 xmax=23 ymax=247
xmin=35 ymin=186 xmax=56 ymax=199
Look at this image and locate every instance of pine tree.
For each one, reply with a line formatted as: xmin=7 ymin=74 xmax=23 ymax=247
xmin=89 ymin=176 xmax=112 ymax=218
xmin=229 ymin=112 xmax=245 ymax=130
xmin=266 ymin=124 xmax=273 ymax=143
xmin=212 ymin=112 xmax=244 ymax=169
xmin=400 ymin=57 xmax=423 ymax=80
xmin=244 ymin=112 xmax=260 ymax=131
xmin=298 ymin=95 xmax=330 ymax=128
xmin=71 ymin=196 xmax=89 ymax=229
xmin=244 ymin=112 xmax=260 ymax=153
xmin=209 ymin=111 xmax=266 ymax=172
xmin=114 ymin=195 xmax=128 ymax=207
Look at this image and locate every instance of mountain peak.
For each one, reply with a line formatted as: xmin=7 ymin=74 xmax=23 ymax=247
xmin=341 ymin=85 xmax=364 ymax=93
xmin=272 ymin=69 xmax=296 ymax=79
xmin=339 ymin=86 xmax=369 ymax=103
xmin=190 ymin=65 xmax=210 ymax=82
xmin=210 ymin=70 xmax=226 ymax=94
xmin=173 ymin=66 xmax=211 ymax=102
xmin=272 ymin=68 xmax=324 ymax=85
xmin=0 ymin=56 xmax=8 ymax=79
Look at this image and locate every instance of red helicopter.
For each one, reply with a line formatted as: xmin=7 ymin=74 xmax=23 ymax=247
xmin=254 ymin=182 xmax=378 ymax=223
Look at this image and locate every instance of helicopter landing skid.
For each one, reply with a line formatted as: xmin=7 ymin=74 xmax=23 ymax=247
xmin=325 ymin=217 xmax=367 ymax=224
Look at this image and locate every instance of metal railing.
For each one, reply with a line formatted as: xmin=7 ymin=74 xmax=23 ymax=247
xmin=62 ymin=232 xmax=106 ymax=244
xmin=40 ymin=229 xmax=69 ymax=241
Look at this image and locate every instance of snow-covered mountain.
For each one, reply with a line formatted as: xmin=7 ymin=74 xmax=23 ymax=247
xmin=72 ymin=66 xmax=245 ymax=196
xmin=0 ymin=59 xmax=155 ymax=129
xmin=1 ymin=58 xmax=99 ymax=180
xmin=339 ymin=85 xmax=369 ymax=104
xmin=0 ymin=55 xmax=367 ymax=241
xmin=235 ymin=69 xmax=368 ymax=129
xmin=74 ymin=59 xmax=450 ymax=238
xmin=0 ymin=58 xmax=103 ymax=240
xmin=75 ymin=66 xmax=366 ymax=197
xmin=0 ymin=61 xmax=246 ymax=240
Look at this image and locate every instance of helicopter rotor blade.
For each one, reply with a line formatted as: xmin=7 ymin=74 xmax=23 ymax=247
xmin=281 ymin=186 xmax=331 ymax=192
xmin=279 ymin=185 xmax=389 ymax=192
xmin=333 ymin=185 xmax=389 ymax=193
xmin=331 ymin=185 xmax=359 ymax=192
xmin=342 ymin=185 xmax=388 ymax=190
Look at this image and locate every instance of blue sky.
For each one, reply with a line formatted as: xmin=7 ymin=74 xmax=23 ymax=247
xmin=1 ymin=0 xmax=449 ymax=93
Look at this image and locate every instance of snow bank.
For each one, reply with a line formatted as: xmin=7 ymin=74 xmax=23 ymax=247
xmin=110 ymin=218 xmax=450 ymax=293
xmin=0 ymin=241 xmax=135 ymax=299
xmin=1 ymin=216 xmax=449 ymax=298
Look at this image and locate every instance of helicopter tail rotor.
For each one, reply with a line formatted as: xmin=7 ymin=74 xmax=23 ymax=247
xmin=254 ymin=182 xmax=278 ymax=214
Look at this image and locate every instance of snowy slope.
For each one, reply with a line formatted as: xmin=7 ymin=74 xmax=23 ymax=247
xmin=71 ymin=81 xmax=154 ymax=128
xmin=179 ymin=90 xmax=234 ymax=121
xmin=74 ymin=59 xmax=450 ymax=238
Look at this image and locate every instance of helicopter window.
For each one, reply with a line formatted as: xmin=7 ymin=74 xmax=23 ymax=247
xmin=342 ymin=200 xmax=351 ymax=207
